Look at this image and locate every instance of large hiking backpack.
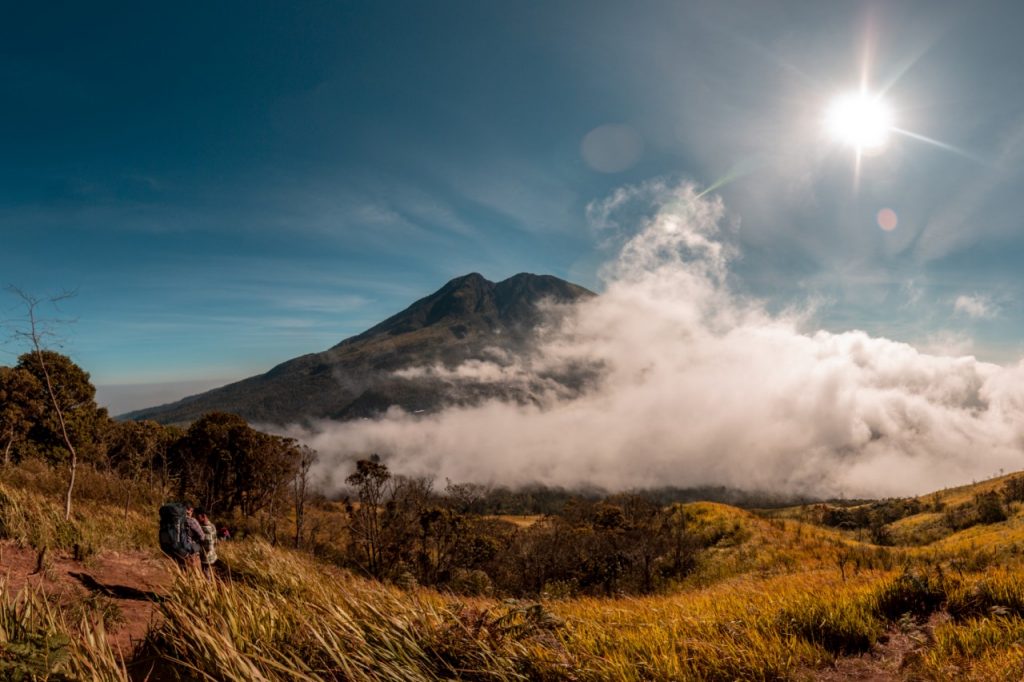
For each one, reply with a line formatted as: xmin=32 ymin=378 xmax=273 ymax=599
xmin=159 ymin=503 xmax=197 ymax=560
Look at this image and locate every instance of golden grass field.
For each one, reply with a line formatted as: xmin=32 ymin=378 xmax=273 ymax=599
xmin=4 ymin=468 xmax=1024 ymax=680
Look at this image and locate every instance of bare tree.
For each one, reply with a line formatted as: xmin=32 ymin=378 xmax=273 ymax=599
xmin=5 ymin=287 xmax=80 ymax=520
xmin=345 ymin=457 xmax=391 ymax=577
xmin=293 ymin=445 xmax=317 ymax=549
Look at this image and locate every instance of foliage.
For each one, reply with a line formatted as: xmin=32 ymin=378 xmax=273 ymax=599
xmin=944 ymin=491 xmax=1009 ymax=531
xmin=0 ymin=366 xmax=43 ymax=466
xmin=170 ymin=411 xmax=302 ymax=517
xmin=0 ymin=475 xmax=156 ymax=558
xmin=1002 ymin=475 xmax=1024 ymax=504
xmin=0 ymin=583 xmax=127 ymax=682
xmin=7 ymin=458 xmax=1024 ymax=679
xmin=14 ymin=351 xmax=109 ymax=468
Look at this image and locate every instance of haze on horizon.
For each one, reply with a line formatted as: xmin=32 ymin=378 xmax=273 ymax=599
xmin=5 ymin=1 xmax=1024 ymax=495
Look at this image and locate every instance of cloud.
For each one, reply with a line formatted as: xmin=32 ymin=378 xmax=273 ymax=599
xmin=918 ymin=330 xmax=974 ymax=357
xmin=282 ymin=181 xmax=1024 ymax=499
xmin=954 ymin=294 xmax=998 ymax=319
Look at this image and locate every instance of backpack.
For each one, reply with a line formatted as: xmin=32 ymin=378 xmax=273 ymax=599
xmin=159 ymin=503 xmax=197 ymax=559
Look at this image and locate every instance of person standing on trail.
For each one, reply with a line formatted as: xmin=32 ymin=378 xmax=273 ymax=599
xmin=184 ymin=504 xmax=205 ymax=569
xmin=158 ymin=501 xmax=202 ymax=569
xmin=194 ymin=507 xmax=218 ymax=574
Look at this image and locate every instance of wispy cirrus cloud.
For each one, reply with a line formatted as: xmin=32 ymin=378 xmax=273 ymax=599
xmin=954 ymin=294 xmax=998 ymax=319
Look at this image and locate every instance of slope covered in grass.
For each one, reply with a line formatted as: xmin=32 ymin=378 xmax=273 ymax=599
xmin=4 ymin=469 xmax=1024 ymax=679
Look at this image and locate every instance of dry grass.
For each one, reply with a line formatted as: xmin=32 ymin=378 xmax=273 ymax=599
xmin=0 ymin=580 xmax=128 ymax=681
xmin=4 ymin=465 xmax=1024 ymax=679
xmin=0 ymin=481 xmax=155 ymax=559
xmin=490 ymin=515 xmax=543 ymax=528
xmin=124 ymin=543 xmax=1024 ymax=681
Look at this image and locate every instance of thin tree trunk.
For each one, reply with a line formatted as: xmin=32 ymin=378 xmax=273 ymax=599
xmin=123 ymin=482 xmax=134 ymax=522
xmin=21 ymin=303 xmax=79 ymax=520
xmin=64 ymin=458 xmax=76 ymax=520
xmin=8 ymin=289 xmax=85 ymax=520
xmin=32 ymin=348 xmax=78 ymax=521
xmin=294 ymin=480 xmax=304 ymax=550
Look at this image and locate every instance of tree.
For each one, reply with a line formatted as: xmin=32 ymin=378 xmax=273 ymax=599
xmin=343 ymin=458 xmax=440 ymax=581
xmin=172 ymin=412 xmax=250 ymax=514
xmin=172 ymin=412 xmax=301 ymax=518
xmin=345 ymin=457 xmax=392 ymax=578
xmin=5 ymin=288 xmax=101 ymax=520
xmin=0 ymin=366 xmax=42 ymax=465
xmin=293 ymin=445 xmax=317 ymax=549
xmin=107 ymin=419 xmax=174 ymax=519
xmin=239 ymin=432 xmax=302 ymax=518
xmin=16 ymin=350 xmax=109 ymax=467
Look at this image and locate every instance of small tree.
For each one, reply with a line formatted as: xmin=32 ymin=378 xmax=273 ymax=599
xmin=172 ymin=411 xmax=301 ymax=518
xmin=1003 ymin=477 xmax=1024 ymax=504
xmin=6 ymin=288 xmax=87 ymax=520
xmin=293 ymin=445 xmax=317 ymax=549
xmin=975 ymin=491 xmax=1008 ymax=525
xmin=346 ymin=457 xmax=391 ymax=578
xmin=0 ymin=366 xmax=42 ymax=466
xmin=107 ymin=419 xmax=170 ymax=520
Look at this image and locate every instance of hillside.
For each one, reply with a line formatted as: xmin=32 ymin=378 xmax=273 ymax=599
xmin=125 ymin=272 xmax=594 ymax=425
xmin=5 ymin=464 xmax=1024 ymax=679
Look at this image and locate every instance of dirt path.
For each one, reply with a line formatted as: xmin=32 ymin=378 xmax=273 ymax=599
xmin=807 ymin=612 xmax=948 ymax=681
xmin=0 ymin=540 xmax=174 ymax=654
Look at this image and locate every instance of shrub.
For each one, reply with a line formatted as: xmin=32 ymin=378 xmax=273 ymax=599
xmin=947 ymin=570 xmax=1024 ymax=621
xmin=777 ymin=597 xmax=881 ymax=654
xmin=872 ymin=569 xmax=947 ymax=621
xmin=1002 ymin=477 xmax=1024 ymax=504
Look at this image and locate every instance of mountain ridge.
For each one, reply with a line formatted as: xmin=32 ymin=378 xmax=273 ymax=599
xmin=125 ymin=272 xmax=594 ymax=425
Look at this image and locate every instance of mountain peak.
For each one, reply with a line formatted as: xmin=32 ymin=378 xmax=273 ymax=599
xmin=127 ymin=272 xmax=594 ymax=425
xmin=338 ymin=272 xmax=593 ymax=347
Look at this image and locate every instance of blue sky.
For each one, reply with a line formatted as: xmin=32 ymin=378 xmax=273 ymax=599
xmin=3 ymin=0 xmax=1024 ymax=411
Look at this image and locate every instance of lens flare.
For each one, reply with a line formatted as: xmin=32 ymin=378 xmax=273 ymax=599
xmin=825 ymin=91 xmax=893 ymax=152
xmin=876 ymin=207 xmax=898 ymax=231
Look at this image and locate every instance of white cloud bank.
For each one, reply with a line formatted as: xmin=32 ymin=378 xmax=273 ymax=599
xmin=285 ymin=182 xmax=1024 ymax=499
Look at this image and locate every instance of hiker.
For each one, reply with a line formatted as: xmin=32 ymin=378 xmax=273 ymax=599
xmin=219 ymin=526 xmax=232 ymax=541
xmin=194 ymin=507 xmax=218 ymax=574
xmin=184 ymin=504 xmax=206 ymax=559
xmin=158 ymin=501 xmax=201 ymax=569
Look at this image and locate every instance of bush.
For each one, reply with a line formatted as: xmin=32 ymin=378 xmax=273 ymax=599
xmin=448 ymin=568 xmax=494 ymax=596
xmin=873 ymin=569 xmax=947 ymax=621
xmin=944 ymin=492 xmax=1008 ymax=531
xmin=947 ymin=570 xmax=1024 ymax=621
xmin=1003 ymin=477 xmax=1024 ymax=504
xmin=777 ymin=598 xmax=881 ymax=654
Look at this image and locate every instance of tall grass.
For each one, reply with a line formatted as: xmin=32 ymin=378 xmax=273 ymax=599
xmin=136 ymin=545 xmax=954 ymax=681
xmin=5 ymin=462 xmax=1024 ymax=679
xmin=136 ymin=542 xmax=569 ymax=681
xmin=0 ymin=481 xmax=154 ymax=560
xmin=0 ymin=580 xmax=127 ymax=681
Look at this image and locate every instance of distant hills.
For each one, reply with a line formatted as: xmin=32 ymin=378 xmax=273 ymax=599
xmin=125 ymin=273 xmax=594 ymax=425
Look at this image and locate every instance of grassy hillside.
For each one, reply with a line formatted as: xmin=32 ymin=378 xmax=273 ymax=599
xmin=4 ymin=469 xmax=1024 ymax=679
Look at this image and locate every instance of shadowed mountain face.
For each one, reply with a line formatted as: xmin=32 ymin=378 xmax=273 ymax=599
xmin=125 ymin=273 xmax=595 ymax=426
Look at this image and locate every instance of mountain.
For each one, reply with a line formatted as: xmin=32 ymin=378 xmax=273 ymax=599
xmin=125 ymin=273 xmax=595 ymax=425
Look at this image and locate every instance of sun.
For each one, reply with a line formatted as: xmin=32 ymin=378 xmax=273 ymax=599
xmin=825 ymin=91 xmax=893 ymax=153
